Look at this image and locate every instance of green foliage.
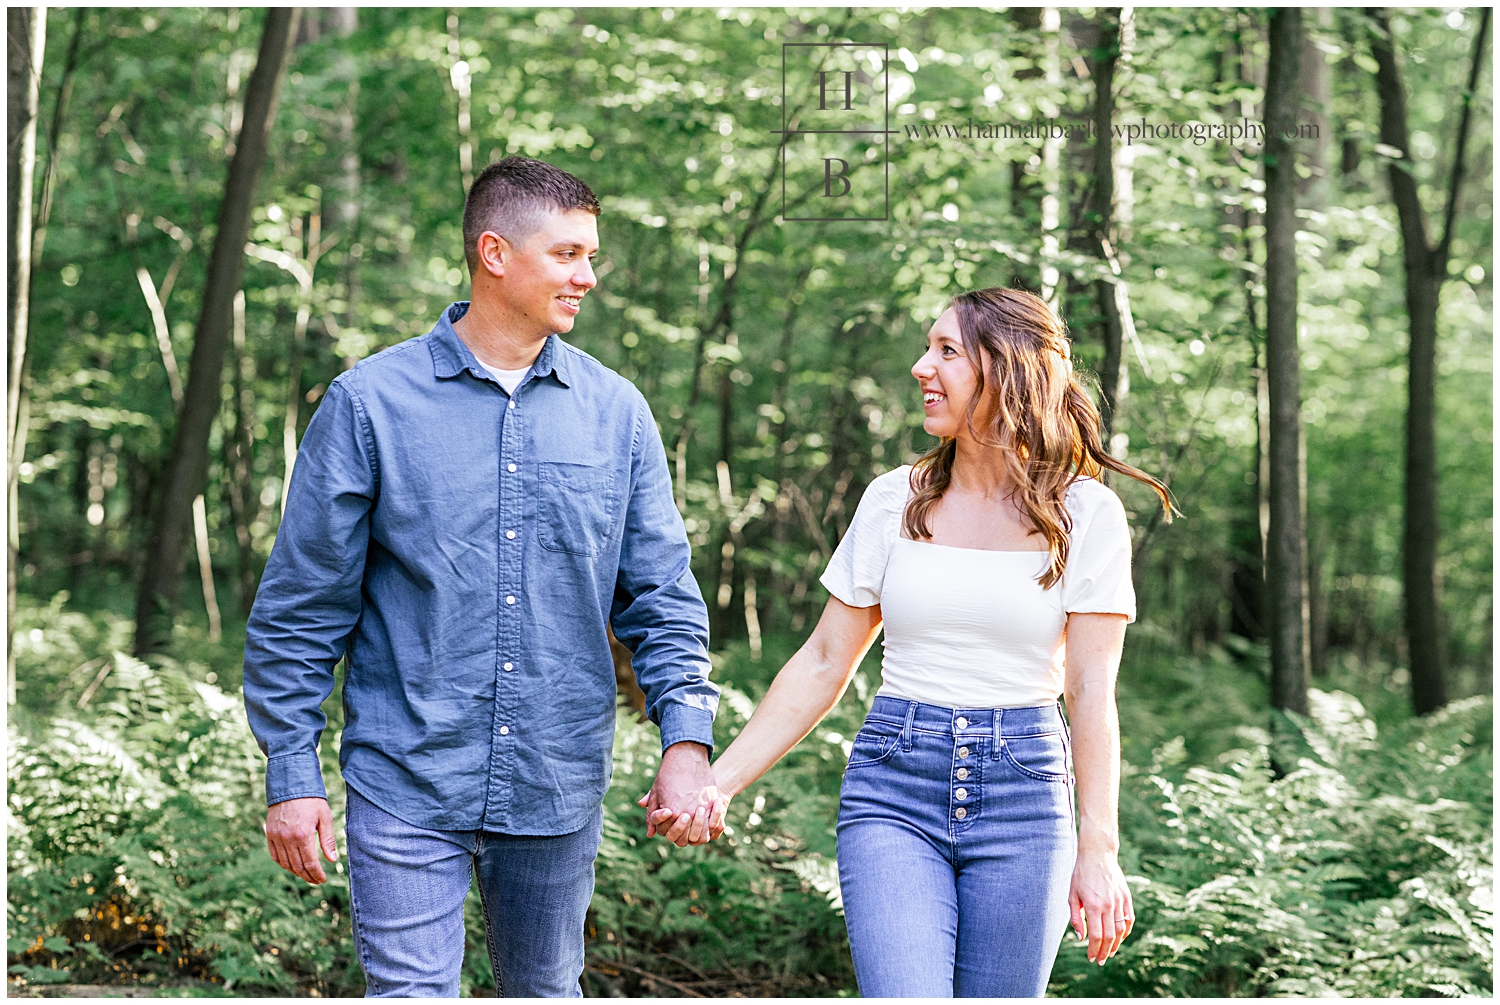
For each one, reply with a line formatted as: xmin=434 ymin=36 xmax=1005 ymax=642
xmin=8 ymin=4 xmax=1494 ymax=998
xmin=7 ymin=605 xmax=1493 ymax=997
xmin=1052 ymin=692 xmax=1492 ymax=997
xmin=8 ymin=605 xmax=360 ymax=996
xmin=17 ymin=7 xmax=1491 ymax=695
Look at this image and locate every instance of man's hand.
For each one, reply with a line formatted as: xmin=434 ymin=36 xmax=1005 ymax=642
xmin=637 ymin=741 xmax=724 ymax=847
xmin=266 ymin=797 xmax=339 ymax=884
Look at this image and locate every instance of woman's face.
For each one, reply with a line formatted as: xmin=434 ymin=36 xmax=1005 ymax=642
xmin=912 ymin=308 xmax=986 ymax=440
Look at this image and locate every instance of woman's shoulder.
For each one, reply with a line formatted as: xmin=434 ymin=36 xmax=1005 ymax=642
xmin=863 ymin=464 xmax=915 ymax=513
xmin=1064 ymin=475 xmax=1128 ymax=524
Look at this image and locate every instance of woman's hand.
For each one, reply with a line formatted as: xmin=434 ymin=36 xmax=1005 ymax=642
xmin=638 ymin=769 xmax=730 ymax=848
xmin=1068 ymin=849 xmax=1134 ymax=964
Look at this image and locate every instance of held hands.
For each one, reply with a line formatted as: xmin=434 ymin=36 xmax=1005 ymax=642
xmin=638 ymin=741 xmax=732 ymax=847
xmin=1068 ymin=847 xmax=1135 ymax=965
xmin=265 ymin=796 xmax=340 ymax=885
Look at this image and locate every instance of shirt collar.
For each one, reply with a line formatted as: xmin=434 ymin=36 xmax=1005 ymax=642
xmin=428 ymin=302 xmax=572 ymax=388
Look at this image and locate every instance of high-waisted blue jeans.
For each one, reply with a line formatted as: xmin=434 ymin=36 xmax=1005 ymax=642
xmin=345 ymin=785 xmax=602 ymax=997
xmin=836 ymin=697 xmax=1077 ymax=998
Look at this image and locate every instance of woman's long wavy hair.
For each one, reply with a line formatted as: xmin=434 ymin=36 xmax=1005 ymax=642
xmin=903 ymin=287 xmax=1174 ymax=589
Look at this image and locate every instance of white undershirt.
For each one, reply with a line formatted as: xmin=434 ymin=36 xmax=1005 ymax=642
xmin=477 ymin=361 xmax=530 ymax=394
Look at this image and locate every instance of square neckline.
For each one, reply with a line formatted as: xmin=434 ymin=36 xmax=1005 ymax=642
xmin=894 ymin=481 xmax=1052 ymax=556
xmin=894 ymin=535 xmax=1051 ymax=556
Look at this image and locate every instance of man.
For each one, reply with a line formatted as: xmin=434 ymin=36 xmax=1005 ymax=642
xmin=243 ymin=156 xmax=720 ymax=997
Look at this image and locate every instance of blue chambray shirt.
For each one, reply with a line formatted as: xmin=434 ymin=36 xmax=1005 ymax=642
xmin=243 ymin=302 xmax=718 ymax=835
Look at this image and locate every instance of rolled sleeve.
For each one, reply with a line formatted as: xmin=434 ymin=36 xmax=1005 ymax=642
xmin=657 ymin=703 xmax=717 ymax=752
xmin=244 ymin=380 xmax=376 ymax=806
xmin=265 ymin=751 xmax=329 ymax=804
xmin=610 ymin=398 xmax=720 ymax=755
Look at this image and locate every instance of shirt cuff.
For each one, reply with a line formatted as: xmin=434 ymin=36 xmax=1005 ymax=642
xmin=265 ymin=750 xmax=328 ymax=806
xmin=657 ymin=703 xmax=716 ymax=757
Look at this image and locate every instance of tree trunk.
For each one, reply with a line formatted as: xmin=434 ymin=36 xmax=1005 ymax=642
xmin=1263 ymin=8 xmax=1308 ymax=716
xmin=277 ymin=209 xmax=324 ymax=517
xmin=135 ymin=8 xmax=300 ymax=655
xmin=7 ymin=6 xmax=45 ymax=704
xmin=1368 ymin=6 xmax=1489 ymax=715
xmin=711 ymin=336 xmax=737 ymax=646
xmin=1008 ymin=6 xmax=1044 ymax=290
xmin=1090 ymin=9 xmax=1124 ymax=439
xmin=31 ymin=9 xmax=83 ymax=272
xmin=670 ymin=156 xmax=779 ymax=510
xmin=1232 ymin=14 xmax=1272 ymax=608
xmin=446 ymin=10 xmax=474 ymax=195
xmin=329 ymin=8 xmax=361 ymax=364
xmin=225 ymin=290 xmax=259 ymax=618
xmin=769 ymin=266 xmax=811 ymax=624
xmin=137 ymin=261 xmax=223 ymax=643
xmin=1038 ymin=7 xmax=1064 ymax=309
xmin=1298 ymin=8 xmax=1332 ymax=210
xmin=1309 ymin=538 xmax=1329 ymax=677
xmin=608 ymin=624 xmax=646 ymax=718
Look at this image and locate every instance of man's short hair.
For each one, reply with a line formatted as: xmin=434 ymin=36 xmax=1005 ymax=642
xmin=462 ymin=156 xmax=601 ymax=272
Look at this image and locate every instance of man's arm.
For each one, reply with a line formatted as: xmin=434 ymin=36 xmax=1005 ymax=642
xmin=243 ymin=380 xmax=376 ymax=883
xmin=610 ymin=397 xmax=720 ymax=840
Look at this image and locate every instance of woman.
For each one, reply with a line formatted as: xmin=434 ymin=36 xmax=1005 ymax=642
xmin=648 ymin=287 xmax=1172 ymax=997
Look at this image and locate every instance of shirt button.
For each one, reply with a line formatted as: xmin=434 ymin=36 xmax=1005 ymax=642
xmin=506 ymin=595 xmax=515 ymax=605
xmin=499 ymin=726 xmax=509 ymax=735
xmin=958 ymin=747 xmax=969 ymax=759
xmin=956 ymin=768 xmax=969 ymax=780
xmin=508 ymin=400 xmax=515 ymax=410
xmin=955 ymin=717 xmax=968 ymax=730
xmin=955 ymin=807 xmax=967 ymax=820
xmin=507 ymin=463 xmax=517 ymax=472
xmin=506 ymin=530 xmax=516 ymax=539
xmin=503 ymin=662 xmax=513 ymax=671
xmin=955 ymin=787 xmax=968 ymax=800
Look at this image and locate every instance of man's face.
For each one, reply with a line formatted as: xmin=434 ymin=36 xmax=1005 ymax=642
xmin=494 ymin=208 xmax=599 ymax=335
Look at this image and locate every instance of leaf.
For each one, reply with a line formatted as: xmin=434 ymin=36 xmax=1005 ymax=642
xmin=10 ymin=965 xmax=73 ymax=984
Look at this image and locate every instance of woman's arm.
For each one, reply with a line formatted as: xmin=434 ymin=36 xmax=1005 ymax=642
xmin=716 ymin=595 xmax=884 ymax=798
xmin=1062 ymin=611 xmax=1135 ymax=965
xmin=648 ymin=596 xmax=883 ymax=844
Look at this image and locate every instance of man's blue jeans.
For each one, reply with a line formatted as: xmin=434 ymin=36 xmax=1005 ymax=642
xmin=345 ymin=785 xmax=602 ymax=997
xmin=836 ymin=697 xmax=1077 ymax=997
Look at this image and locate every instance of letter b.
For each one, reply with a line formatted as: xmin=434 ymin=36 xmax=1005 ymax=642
xmin=823 ymin=158 xmax=852 ymax=197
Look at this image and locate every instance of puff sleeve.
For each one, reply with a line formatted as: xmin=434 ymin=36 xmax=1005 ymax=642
xmin=1060 ymin=481 xmax=1137 ymax=623
xmin=819 ymin=466 xmax=910 ymax=608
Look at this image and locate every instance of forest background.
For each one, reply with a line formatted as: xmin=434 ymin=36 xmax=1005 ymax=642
xmin=5 ymin=6 xmax=1493 ymax=998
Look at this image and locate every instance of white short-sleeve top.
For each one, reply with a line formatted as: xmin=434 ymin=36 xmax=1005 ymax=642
xmin=819 ymin=464 xmax=1136 ymax=709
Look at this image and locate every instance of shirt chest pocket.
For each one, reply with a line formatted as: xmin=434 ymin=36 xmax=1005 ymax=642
xmin=538 ymin=462 xmax=619 ymax=557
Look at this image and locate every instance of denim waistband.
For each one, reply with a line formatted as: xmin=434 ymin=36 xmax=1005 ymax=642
xmin=865 ymin=695 xmax=1065 ymax=738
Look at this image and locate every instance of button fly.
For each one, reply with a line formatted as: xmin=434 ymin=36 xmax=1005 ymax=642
xmin=955 ymin=807 xmax=967 ymax=820
xmin=955 ymin=717 xmax=968 ymax=729
xmin=956 ymin=767 xmax=969 ymax=780
xmin=955 ymin=787 xmax=968 ymax=800
xmin=958 ymin=747 xmax=969 ymax=759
